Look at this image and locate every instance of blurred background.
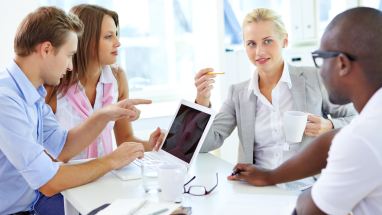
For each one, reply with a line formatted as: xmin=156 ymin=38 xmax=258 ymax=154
xmin=1 ymin=0 xmax=381 ymax=163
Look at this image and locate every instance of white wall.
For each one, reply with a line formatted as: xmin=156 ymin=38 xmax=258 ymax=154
xmin=192 ymin=0 xmax=225 ymax=108
xmin=0 ymin=0 xmax=365 ymax=165
xmin=0 ymin=1 xmax=39 ymax=70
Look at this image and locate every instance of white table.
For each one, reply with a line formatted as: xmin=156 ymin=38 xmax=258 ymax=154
xmin=62 ymin=153 xmax=298 ymax=214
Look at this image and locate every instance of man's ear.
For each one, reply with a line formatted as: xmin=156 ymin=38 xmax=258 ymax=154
xmin=338 ymin=53 xmax=351 ymax=76
xmin=38 ymin=41 xmax=53 ymax=58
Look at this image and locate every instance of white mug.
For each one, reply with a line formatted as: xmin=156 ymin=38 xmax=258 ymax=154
xmin=283 ymin=111 xmax=308 ymax=143
xmin=158 ymin=164 xmax=187 ymax=202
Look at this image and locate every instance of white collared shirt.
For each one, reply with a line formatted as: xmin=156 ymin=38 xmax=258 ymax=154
xmin=248 ymin=63 xmax=293 ymax=169
xmin=312 ymin=87 xmax=382 ymax=215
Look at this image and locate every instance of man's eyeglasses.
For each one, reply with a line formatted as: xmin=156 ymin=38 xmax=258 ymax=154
xmin=183 ymin=173 xmax=218 ymax=196
xmin=311 ymin=50 xmax=356 ymax=68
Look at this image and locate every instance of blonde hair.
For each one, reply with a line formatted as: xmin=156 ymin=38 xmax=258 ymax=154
xmin=242 ymin=8 xmax=287 ymax=37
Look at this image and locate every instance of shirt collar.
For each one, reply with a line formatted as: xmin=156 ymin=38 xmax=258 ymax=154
xmin=247 ymin=62 xmax=292 ymax=97
xmin=99 ymin=65 xmax=114 ymax=84
xmin=7 ymin=60 xmax=46 ymax=105
xmin=76 ymin=65 xmax=114 ymax=91
xmin=360 ymin=87 xmax=382 ymax=116
xmin=279 ymin=64 xmax=292 ymax=89
xmin=247 ymin=69 xmax=261 ymax=97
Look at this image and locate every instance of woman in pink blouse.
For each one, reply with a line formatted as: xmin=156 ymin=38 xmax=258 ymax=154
xmin=46 ymin=4 xmax=163 ymax=159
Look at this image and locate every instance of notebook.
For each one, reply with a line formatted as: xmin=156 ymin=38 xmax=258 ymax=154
xmin=112 ymin=99 xmax=215 ymax=180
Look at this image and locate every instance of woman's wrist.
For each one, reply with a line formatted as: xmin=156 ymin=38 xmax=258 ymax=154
xmin=195 ymin=97 xmax=211 ymax=107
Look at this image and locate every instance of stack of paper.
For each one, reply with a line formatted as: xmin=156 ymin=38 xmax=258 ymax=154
xmin=97 ymin=198 xmax=179 ymax=215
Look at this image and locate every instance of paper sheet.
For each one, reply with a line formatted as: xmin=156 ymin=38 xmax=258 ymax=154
xmin=97 ymin=198 xmax=180 ymax=215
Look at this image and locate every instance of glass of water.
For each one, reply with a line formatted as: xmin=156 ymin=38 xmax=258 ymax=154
xmin=141 ymin=160 xmax=162 ymax=194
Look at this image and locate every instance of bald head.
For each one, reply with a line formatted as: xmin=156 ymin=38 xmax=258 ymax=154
xmin=322 ymin=7 xmax=382 ymax=85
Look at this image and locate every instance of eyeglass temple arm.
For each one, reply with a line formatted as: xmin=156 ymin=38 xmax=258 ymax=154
xmin=207 ymin=173 xmax=219 ymax=194
xmin=184 ymin=176 xmax=196 ymax=187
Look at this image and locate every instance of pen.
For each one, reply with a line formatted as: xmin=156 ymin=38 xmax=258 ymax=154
xmin=147 ymin=208 xmax=169 ymax=215
xmin=207 ymin=72 xmax=225 ymax=75
xmin=231 ymin=168 xmax=243 ymax=176
xmin=299 ymin=184 xmax=313 ymax=192
xmin=128 ymin=199 xmax=148 ymax=215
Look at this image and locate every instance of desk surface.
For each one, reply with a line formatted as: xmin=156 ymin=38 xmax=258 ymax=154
xmin=62 ymin=153 xmax=298 ymax=214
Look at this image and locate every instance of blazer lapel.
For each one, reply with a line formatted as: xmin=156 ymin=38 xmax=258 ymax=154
xmin=240 ymin=90 xmax=257 ymax=163
xmin=289 ymin=66 xmax=307 ymax=112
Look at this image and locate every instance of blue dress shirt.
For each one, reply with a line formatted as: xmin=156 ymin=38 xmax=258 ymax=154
xmin=0 ymin=61 xmax=68 ymax=214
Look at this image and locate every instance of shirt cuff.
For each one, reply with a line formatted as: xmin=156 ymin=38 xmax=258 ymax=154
xmin=19 ymin=151 xmax=60 ymax=189
xmin=46 ymin=129 xmax=68 ymax=159
xmin=194 ymin=100 xmax=211 ymax=108
xmin=330 ymin=118 xmax=344 ymax=129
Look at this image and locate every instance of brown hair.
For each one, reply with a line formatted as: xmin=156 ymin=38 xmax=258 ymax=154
xmin=14 ymin=6 xmax=83 ymax=57
xmin=54 ymin=4 xmax=119 ymax=98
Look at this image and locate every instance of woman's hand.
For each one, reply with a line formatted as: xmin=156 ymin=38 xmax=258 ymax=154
xmin=194 ymin=68 xmax=216 ymax=107
xmin=304 ymin=114 xmax=334 ymax=137
xmin=145 ymin=127 xmax=166 ymax=151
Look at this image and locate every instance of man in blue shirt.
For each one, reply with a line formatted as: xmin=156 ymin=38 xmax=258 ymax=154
xmin=0 ymin=7 xmax=159 ymax=215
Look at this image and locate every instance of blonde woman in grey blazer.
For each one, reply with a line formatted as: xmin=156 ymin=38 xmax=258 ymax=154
xmin=194 ymin=8 xmax=356 ymax=169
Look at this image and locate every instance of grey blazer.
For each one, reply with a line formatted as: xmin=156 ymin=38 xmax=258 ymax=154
xmin=200 ymin=65 xmax=357 ymax=163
